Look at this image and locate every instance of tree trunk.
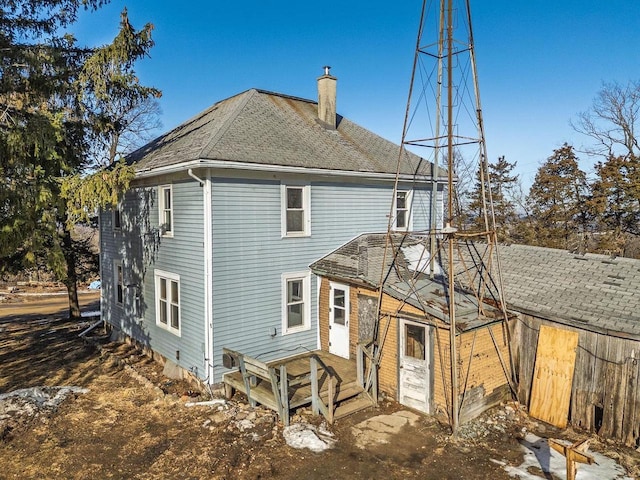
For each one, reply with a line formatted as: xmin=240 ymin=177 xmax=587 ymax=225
xmin=61 ymin=227 xmax=81 ymax=319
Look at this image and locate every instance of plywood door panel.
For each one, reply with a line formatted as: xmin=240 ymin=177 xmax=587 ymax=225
xmin=529 ymin=325 xmax=579 ymax=428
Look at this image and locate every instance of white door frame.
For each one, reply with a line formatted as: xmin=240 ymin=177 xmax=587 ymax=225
xmin=399 ymin=318 xmax=431 ymax=413
xmin=329 ymin=282 xmax=350 ymax=359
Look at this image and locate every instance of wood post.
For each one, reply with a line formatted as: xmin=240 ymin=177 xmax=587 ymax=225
xmin=310 ymin=357 xmax=319 ymax=415
xmin=356 ymin=344 xmax=364 ymax=387
xmin=279 ymin=364 xmax=289 ymax=425
xmin=237 ymin=356 xmax=256 ymax=408
xmin=548 ymin=438 xmax=595 ymax=480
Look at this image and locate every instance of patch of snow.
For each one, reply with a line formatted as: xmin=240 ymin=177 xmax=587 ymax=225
xmin=495 ymin=433 xmax=633 ymax=480
xmin=0 ymin=386 xmax=89 ymax=419
xmin=11 ymin=289 xmax=95 ymax=297
xmin=401 ymin=244 xmax=443 ymax=275
xmin=236 ymin=419 xmax=254 ymax=432
xmin=80 ymin=310 xmax=101 ymax=318
xmin=283 ymin=422 xmax=336 ymax=453
xmin=185 ymin=399 xmax=226 ymax=407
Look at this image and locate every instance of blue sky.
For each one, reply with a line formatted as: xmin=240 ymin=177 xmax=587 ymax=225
xmin=74 ymin=1 xmax=640 ymax=189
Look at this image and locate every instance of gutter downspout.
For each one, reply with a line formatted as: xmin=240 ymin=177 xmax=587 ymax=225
xmin=98 ymin=207 xmax=104 ymax=327
xmin=188 ymin=168 xmax=214 ymax=384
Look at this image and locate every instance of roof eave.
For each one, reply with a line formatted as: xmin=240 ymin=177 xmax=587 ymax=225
xmin=309 ymin=268 xmax=377 ymax=290
xmin=512 ymin=304 xmax=640 ymax=341
xmin=134 ymin=158 xmax=441 ymax=183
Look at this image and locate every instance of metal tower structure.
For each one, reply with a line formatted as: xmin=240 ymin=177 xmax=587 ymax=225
xmin=373 ymin=0 xmax=515 ymax=434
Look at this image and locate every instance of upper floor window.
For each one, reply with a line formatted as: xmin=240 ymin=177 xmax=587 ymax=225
xmin=393 ymin=190 xmax=413 ymax=231
xmin=155 ymin=269 xmax=181 ymax=336
xmin=114 ymin=260 xmax=124 ymax=306
xmin=281 ymin=184 xmax=310 ymax=237
xmin=113 ymin=206 xmax=122 ymax=231
xmin=282 ymin=271 xmax=311 ymax=334
xmin=159 ymin=185 xmax=173 ymax=237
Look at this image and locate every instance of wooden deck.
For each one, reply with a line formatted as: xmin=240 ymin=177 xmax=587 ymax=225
xmin=222 ymin=349 xmax=374 ymax=423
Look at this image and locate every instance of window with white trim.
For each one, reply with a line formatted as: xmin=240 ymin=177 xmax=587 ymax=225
xmin=393 ymin=190 xmax=413 ymax=231
xmin=282 ymin=271 xmax=311 ymax=334
xmin=329 ymin=282 xmax=349 ymax=326
xmin=159 ymin=185 xmax=173 ymax=237
xmin=281 ymin=184 xmax=310 ymax=237
xmin=114 ymin=260 xmax=124 ymax=306
xmin=155 ymin=269 xmax=181 ymax=336
xmin=113 ymin=206 xmax=122 ymax=231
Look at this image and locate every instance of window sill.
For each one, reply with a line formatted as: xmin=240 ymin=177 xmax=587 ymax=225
xmin=156 ymin=323 xmax=181 ymax=337
xmin=282 ymin=233 xmax=311 ymax=239
xmin=282 ymin=325 xmax=310 ymax=335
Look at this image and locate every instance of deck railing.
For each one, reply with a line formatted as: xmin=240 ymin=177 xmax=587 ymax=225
xmin=222 ymin=347 xmax=378 ymax=425
xmin=310 ymin=354 xmax=335 ymax=423
xmin=357 ymin=338 xmax=379 ymax=407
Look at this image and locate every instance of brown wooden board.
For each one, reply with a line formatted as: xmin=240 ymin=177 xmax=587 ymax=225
xmin=622 ymin=355 xmax=640 ymax=446
xmin=529 ymin=324 xmax=579 ymax=428
xmin=516 ymin=315 xmax=539 ymax=406
xmin=570 ymin=330 xmax=597 ymax=431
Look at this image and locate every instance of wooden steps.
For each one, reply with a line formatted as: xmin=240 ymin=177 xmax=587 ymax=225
xmin=319 ymin=383 xmax=364 ymax=404
xmin=222 ymin=349 xmax=378 ymax=425
xmin=334 ymin=396 xmax=373 ymax=420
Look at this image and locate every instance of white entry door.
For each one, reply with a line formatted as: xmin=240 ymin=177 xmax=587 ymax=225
xmin=399 ymin=319 xmax=431 ymax=413
xmin=329 ymin=282 xmax=350 ymax=359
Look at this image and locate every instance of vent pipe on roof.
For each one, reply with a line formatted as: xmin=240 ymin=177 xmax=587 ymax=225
xmin=317 ymin=66 xmax=337 ymax=128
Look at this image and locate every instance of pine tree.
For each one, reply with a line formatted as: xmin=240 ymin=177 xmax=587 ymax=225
xmin=467 ymin=156 xmax=519 ymax=242
xmin=589 ymin=154 xmax=640 ymax=256
xmin=0 ymin=2 xmax=158 ymax=317
xmin=527 ymin=144 xmax=590 ymax=250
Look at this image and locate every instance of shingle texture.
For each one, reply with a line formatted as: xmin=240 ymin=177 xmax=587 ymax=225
xmin=497 ymin=244 xmax=640 ymax=337
xmin=310 ymin=233 xmax=502 ymax=331
xmin=128 ymin=89 xmax=442 ymax=177
xmin=311 ymin=234 xmax=640 ymax=338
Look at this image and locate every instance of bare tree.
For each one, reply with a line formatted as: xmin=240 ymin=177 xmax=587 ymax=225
xmin=86 ymin=96 xmax=162 ymax=168
xmin=572 ymin=80 xmax=640 ymax=159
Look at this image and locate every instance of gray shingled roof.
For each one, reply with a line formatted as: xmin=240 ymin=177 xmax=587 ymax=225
xmin=497 ymin=244 xmax=640 ymax=339
xmin=128 ymin=89 xmax=444 ymax=178
xmin=310 ymin=234 xmax=640 ymax=339
xmin=310 ymin=233 xmax=504 ymax=332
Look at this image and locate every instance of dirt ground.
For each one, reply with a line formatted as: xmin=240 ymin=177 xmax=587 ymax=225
xmin=0 ymin=293 xmax=638 ymax=479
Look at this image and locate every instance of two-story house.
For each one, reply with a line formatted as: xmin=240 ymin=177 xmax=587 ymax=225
xmin=100 ymin=69 xmax=445 ymax=384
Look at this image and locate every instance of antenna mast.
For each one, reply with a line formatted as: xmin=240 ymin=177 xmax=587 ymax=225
xmin=374 ymin=0 xmax=515 ymax=435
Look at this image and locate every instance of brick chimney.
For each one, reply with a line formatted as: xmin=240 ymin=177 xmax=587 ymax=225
xmin=317 ymin=66 xmax=337 ymax=128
